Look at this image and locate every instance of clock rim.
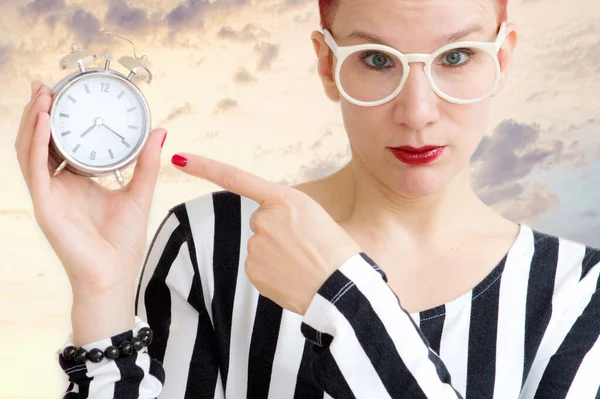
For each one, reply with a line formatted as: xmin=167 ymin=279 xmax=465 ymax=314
xmin=49 ymin=68 xmax=151 ymax=177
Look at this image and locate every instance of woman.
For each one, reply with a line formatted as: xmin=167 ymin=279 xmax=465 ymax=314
xmin=15 ymin=0 xmax=600 ymax=397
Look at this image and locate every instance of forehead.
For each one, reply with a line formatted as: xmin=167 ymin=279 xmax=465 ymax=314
xmin=332 ymin=0 xmax=499 ymax=50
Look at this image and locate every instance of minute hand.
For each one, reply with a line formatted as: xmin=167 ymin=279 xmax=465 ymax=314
xmin=101 ymin=123 xmax=126 ymax=141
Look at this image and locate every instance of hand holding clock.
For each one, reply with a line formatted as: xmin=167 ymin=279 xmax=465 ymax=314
xmin=14 ymin=81 xmax=167 ymax=344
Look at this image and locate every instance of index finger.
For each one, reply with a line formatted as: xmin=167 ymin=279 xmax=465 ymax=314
xmin=172 ymin=152 xmax=287 ymax=204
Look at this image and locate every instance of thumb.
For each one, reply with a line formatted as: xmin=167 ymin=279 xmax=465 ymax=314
xmin=126 ymin=128 xmax=167 ymax=212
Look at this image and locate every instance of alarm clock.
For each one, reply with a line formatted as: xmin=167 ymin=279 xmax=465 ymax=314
xmin=49 ymin=42 xmax=153 ymax=188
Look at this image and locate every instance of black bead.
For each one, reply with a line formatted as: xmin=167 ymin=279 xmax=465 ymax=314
xmin=63 ymin=346 xmax=77 ymax=361
xmin=119 ymin=340 xmax=133 ymax=356
xmin=131 ymin=337 xmax=144 ymax=352
xmin=138 ymin=327 xmax=153 ymax=339
xmin=139 ymin=332 xmax=152 ymax=347
xmin=88 ymin=348 xmax=105 ymax=363
xmin=104 ymin=345 xmax=120 ymax=360
xmin=73 ymin=347 xmax=88 ymax=364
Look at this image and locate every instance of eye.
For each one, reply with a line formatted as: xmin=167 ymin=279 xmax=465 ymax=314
xmin=439 ymin=48 xmax=474 ymax=67
xmin=360 ymin=51 xmax=395 ymax=69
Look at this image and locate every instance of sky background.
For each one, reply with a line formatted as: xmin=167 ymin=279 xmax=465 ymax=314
xmin=0 ymin=0 xmax=599 ymax=396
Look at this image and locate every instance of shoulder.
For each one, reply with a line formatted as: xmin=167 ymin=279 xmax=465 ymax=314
xmin=522 ymin=225 xmax=600 ymax=302
xmin=525 ymin=225 xmax=600 ymax=273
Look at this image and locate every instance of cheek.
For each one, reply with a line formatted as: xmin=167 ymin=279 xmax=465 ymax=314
xmin=339 ymin=102 xmax=388 ymax=147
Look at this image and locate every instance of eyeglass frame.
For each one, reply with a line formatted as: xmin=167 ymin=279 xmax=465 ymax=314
xmin=321 ymin=22 xmax=508 ymax=106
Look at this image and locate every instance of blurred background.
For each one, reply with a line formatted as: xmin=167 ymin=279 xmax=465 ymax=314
xmin=0 ymin=0 xmax=599 ymax=396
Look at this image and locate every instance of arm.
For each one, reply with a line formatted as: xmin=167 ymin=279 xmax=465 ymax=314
xmin=58 ymin=203 xmax=221 ymax=398
xmin=300 ymin=252 xmax=463 ymax=399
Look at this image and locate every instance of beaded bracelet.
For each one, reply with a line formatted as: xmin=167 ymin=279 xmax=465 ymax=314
xmin=62 ymin=327 xmax=153 ymax=364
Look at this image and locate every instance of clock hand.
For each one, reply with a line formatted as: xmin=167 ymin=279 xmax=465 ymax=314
xmin=101 ymin=122 xmax=130 ymax=147
xmin=80 ymin=122 xmax=98 ymax=138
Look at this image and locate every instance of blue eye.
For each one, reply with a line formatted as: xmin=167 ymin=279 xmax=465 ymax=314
xmin=439 ymin=48 xmax=474 ymax=67
xmin=360 ymin=51 xmax=394 ymax=69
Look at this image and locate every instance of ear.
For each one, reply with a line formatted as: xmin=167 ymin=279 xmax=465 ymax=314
xmin=491 ymin=23 xmax=518 ymax=98
xmin=310 ymin=30 xmax=340 ymax=103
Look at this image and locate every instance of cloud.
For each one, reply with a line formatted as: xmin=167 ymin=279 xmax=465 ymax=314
xmin=104 ymin=0 xmax=157 ymax=34
xmin=254 ymin=42 xmax=279 ymax=70
xmin=213 ymin=98 xmax=239 ymax=114
xmin=159 ymin=102 xmax=197 ymax=124
xmin=22 ymin=0 xmax=65 ymax=14
xmin=69 ymin=7 xmax=102 ymax=46
xmin=271 ymin=0 xmax=313 ymax=14
xmin=166 ymin=0 xmax=251 ymax=32
xmin=217 ymin=23 xmax=269 ymax=42
xmin=471 ymin=119 xmax=587 ymax=189
xmin=233 ymin=67 xmax=257 ymax=84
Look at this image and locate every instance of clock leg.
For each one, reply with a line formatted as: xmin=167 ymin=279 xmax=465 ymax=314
xmin=114 ymin=169 xmax=125 ymax=187
xmin=53 ymin=160 xmax=68 ymax=176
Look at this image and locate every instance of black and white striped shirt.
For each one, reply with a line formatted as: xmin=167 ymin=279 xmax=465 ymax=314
xmin=58 ymin=190 xmax=600 ymax=398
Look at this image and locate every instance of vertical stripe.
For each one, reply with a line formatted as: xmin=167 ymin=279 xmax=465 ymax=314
xmin=112 ymin=331 xmax=143 ymax=398
xmin=178 ymin=199 xmax=221 ymax=398
xmin=534 ymin=278 xmax=600 ymax=399
xmin=466 ymin=257 xmax=505 ymax=397
xmin=419 ymin=306 xmax=446 ymax=355
xmin=439 ymin=293 xmax=472 ymax=397
xmin=523 ymin=233 xmax=559 ymax=384
xmin=410 ymin=312 xmax=421 ymax=329
xmin=211 ymin=191 xmax=242 ymax=393
xmin=294 ymin=340 xmax=327 ymax=398
xmin=565 ymin=334 xmax=600 ymax=399
xmin=185 ymin=261 xmax=221 ymax=399
xmin=185 ymin=195 xmax=217 ymax=326
xmin=247 ymin=296 xmax=283 ymax=398
xmin=157 ymin=242 xmax=197 ymax=398
xmin=135 ymin=211 xmax=180 ymax=318
xmin=581 ymin=247 xmax=600 ymax=281
xmin=492 ymin=226 xmax=534 ymax=398
xmin=144 ymin=221 xmax=187 ymax=364
xmin=225 ymin=195 xmax=261 ymax=397
xmin=519 ymin=240 xmax=587 ymax=397
xmin=315 ymin=348 xmax=357 ymax=399
xmin=269 ymin=311 xmax=310 ymax=398
xmin=134 ymin=348 xmax=163 ymax=398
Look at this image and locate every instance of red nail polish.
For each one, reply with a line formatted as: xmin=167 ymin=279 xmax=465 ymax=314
xmin=171 ymin=154 xmax=187 ymax=167
xmin=160 ymin=132 xmax=167 ymax=148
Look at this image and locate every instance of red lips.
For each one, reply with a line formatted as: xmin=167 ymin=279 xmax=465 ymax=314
xmin=388 ymin=146 xmax=445 ymax=165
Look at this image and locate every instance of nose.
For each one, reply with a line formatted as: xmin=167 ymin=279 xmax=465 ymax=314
xmin=391 ymin=63 xmax=440 ymax=131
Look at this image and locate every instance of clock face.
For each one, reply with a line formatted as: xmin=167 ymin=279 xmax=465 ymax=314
xmin=51 ymin=73 xmax=149 ymax=169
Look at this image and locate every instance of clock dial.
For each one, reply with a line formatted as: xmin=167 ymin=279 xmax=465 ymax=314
xmin=51 ymin=74 xmax=148 ymax=168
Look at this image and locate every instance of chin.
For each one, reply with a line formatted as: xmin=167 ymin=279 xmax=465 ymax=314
xmin=384 ymin=168 xmax=451 ymax=198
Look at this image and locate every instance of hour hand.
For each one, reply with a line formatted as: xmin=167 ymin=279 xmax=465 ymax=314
xmin=80 ymin=123 xmax=97 ymax=138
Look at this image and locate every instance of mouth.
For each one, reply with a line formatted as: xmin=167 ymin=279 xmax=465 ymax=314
xmin=387 ymin=145 xmax=445 ymax=165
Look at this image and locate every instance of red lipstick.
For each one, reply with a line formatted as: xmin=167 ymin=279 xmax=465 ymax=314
xmin=388 ymin=145 xmax=445 ymax=165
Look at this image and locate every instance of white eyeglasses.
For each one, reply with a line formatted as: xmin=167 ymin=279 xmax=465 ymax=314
xmin=322 ymin=22 xmax=508 ymax=106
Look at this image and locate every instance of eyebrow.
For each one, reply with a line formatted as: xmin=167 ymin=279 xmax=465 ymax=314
xmin=347 ymin=24 xmax=486 ymax=48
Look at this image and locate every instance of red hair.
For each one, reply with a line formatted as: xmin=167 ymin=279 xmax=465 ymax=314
xmin=318 ymin=0 xmax=508 ymax=29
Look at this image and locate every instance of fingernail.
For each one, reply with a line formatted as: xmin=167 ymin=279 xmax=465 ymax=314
xmin=160 ymin=132 xmax=167 ymax=148
xmin=171 ymin=154 xmax=187 ymax=167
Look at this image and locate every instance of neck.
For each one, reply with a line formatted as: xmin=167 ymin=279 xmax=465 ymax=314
xmin=330 ymin=158 xmax=488 ymax=243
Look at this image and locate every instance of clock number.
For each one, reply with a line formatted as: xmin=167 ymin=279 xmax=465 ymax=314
xmin=90 ymin=151 xmax=96 ymax=160
xmin=100 ymin=82 xmax=110 ymax=93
